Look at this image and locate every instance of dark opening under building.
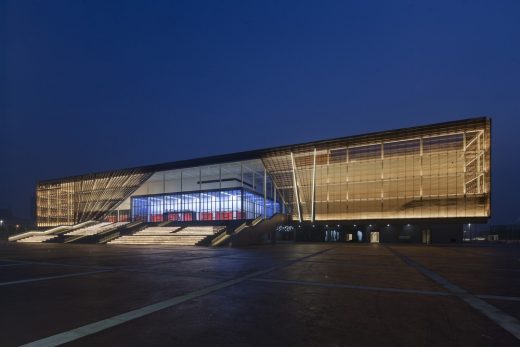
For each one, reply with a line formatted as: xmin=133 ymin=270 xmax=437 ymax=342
xmin=16 ymin=117 xmax=491 ymax=245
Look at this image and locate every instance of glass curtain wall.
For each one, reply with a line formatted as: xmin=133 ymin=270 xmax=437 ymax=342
xmin=131 ymin=188 xmax=280 ymax=222
xmin=262 ymin=118 xmax=490 ymax=221
xmin=129 ymin=159 xmax=282 ymax=222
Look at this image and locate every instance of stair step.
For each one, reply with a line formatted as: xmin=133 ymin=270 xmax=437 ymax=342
xmin=106 ymin=225 xmax=225 ymax=246
xmin=18 ymin=235 xmax=57 ymax=243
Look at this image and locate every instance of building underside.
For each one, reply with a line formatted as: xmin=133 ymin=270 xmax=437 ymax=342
xmin=35 ymin=117 xmax=491 ymax=243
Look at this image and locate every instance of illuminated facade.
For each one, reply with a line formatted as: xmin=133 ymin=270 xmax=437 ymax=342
xmin=36 ymin=117 xmax=491 ymax=228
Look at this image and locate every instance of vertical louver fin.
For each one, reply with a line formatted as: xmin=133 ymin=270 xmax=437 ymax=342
xmin=37 ymin=169 xmax=152 ymax=227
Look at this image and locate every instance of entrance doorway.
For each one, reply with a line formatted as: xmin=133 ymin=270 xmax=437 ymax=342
xmin=422 ymin=229 xmax=431 ymax=244
xmin=370 ymin=231 xmax=380 ymax=243
xmin=325 ymin=229 xmax=341 ymax=242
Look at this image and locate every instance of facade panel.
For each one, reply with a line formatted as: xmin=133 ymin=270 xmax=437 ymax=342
xmin=37 ymin=170 xmax=152 ymax=227
xmin=262 ymin=118 xmax=491 ymax=221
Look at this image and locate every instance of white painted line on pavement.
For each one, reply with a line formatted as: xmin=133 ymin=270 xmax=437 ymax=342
xmin=477 ymin=294 xmax=520 ymax=302
xmin=0 ymin=270 xmax=111 ymax=287
xmin=0 ymin=263 xmax=26 ymax=267
xmin=251 ymin=278 xmax=520 ymax=303
xmin=251 ymin=277 xmax=453 ymax=297
xmin=388 ymin=247 xmax=520 ymax=341
xmin=21 ymin=248 xmax=334 ymax=347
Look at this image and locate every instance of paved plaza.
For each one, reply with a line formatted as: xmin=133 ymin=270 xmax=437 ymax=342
xmin=1 ymin=242 xmax=519 ymax=346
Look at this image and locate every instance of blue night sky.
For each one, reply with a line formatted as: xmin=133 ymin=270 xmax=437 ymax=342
xmin=1 ymin=0 xmax=519 ymax=224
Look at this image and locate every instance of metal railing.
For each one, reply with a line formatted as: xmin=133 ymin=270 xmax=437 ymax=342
xmin=251 ymin=216 xmax=263 ymax=226
xmin=211 ymin=227 xmax=231 ymax=246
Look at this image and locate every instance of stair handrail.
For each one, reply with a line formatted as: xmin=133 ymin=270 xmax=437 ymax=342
xmin=63 ymin=222 xmax=120 ymax=243
xmin=233 ymin=222 xmax=249 ymax=234
xmin=210 ymin=227 xmax=230 ymax=246
xmin=9 ymin=220 xmax=101 ymax=242
xmin=9 ymin=224 xmax=74 ymax=242
xmin=96 ymin=222 xmax=129 ymax=237
xmin=251 ymin=216 xmax=263 ymax=226
xmin=230 ymin=213 xmax=288 ymax=247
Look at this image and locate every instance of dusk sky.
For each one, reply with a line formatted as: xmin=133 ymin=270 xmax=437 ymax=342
xmin=1 ymin=0 xmax=519 ymax=224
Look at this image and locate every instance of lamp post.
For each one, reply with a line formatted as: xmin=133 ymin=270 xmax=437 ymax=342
xmin=468 ymin=223 xmax=472 ymax=242
xmin=0 ymin=220 xmax=3 ymax=232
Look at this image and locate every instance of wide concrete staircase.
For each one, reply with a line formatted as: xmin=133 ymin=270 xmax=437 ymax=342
xmin=64 ymin=222 xmax=128 ymax=236
xmin=108 ymin=226 xmax=224 ymax=246
xmin=63 ymin=222 xmax=130 ymax=243
xmin=9 ymin=221 xmax=97 ymax=243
